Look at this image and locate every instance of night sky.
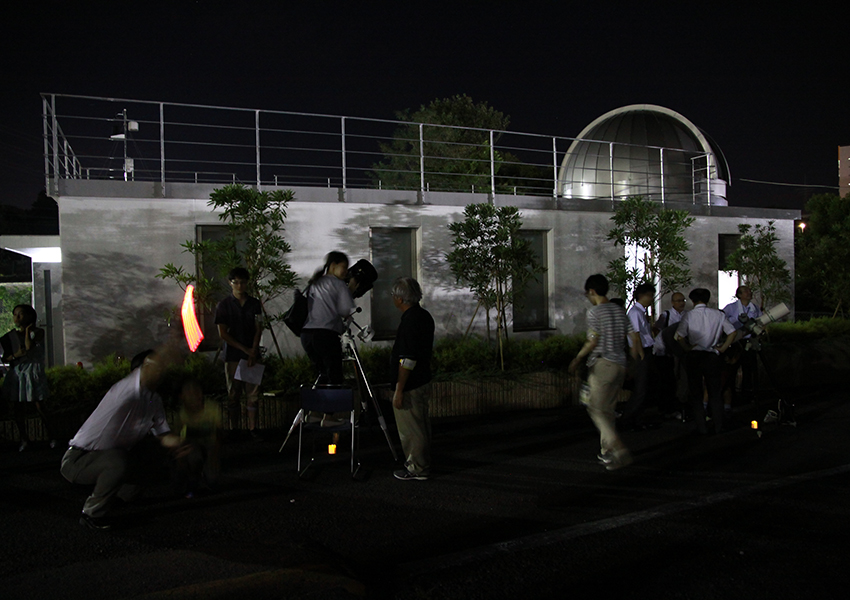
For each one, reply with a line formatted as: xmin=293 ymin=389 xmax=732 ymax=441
xmin=2 ymin=1 xmax=845 ymax=210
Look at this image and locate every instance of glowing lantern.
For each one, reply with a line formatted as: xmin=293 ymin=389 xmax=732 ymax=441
xmin=181 ymin=285 xmax=204 ymax=352
xmin=751 ymin=420 xmax=758 ymax=430
xmin=328 ymin=444 xmax=337 ymax=455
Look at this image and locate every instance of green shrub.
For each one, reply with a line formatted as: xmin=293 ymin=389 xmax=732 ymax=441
xmin=263 ymin=352 xmax=316 ymax=395
xmin=766 ymin=317 xmax=850 ymax=343
xmin=432 ymin=336 xmax=497 ymax=377
xmin=357 ymin=344 xmax=394 ymax=385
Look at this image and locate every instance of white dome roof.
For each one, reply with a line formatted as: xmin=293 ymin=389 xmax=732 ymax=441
xmin=558 ymin=104 xmax=729 ymax=204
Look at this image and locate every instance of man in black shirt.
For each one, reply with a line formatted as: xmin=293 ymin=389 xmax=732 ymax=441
xmin=390 ymin=277 xmax=435 ymax=481
xmin=214 ymin=267 xmax=263 ymax=436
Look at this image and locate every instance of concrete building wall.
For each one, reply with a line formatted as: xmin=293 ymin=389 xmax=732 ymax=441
xmin=55 ymin=181 xmax=799 ymax=366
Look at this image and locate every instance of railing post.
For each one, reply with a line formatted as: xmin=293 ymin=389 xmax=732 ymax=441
xmin=489 ymin=129 xmax=495 ymax=204
xmin=42 ymin=96 xmax=50 ymax=193
xmin=51 ymin=95 xmax=59 ymax=192
xmin=160 ymin=103 xmax=165 ymax=191
xmin=552 ymin=137 xmax=558 ymax=198
xmin=660 ymin=148 xmax=665 ymax=205
xmin=706 ymin=154 xmax=712 ymax=205
xmin=609 ymin=142 xmax=615 ymax=205
xmin=419 ymin=123 xmax=425 ymax=198
xmin=341 ymin=116 xmax=347 ymax=200
xmin=255 ymin=110 xmax=261 ymax=187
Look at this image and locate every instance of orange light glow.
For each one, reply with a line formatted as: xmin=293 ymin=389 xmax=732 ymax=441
xmin=328 ymin=444 xmax=337 ymax=455
xmin=181 ymin=285 xmax=204 ymax=352
xmin=751 ymin=420 xmax=759 ymax=430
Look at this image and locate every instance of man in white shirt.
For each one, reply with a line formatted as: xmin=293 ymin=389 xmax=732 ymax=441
xmin=722 ymin=285 xmax=761 ymax=400
xmin=652 ymin=292 xmax=687 ymax=418
xmin=676 ymin=289 xmax=738 ymax=434
xmin=621 ymin=283 xmax=656 ymax=430
xmin=60 ymin=345 xmax=186 ymax=530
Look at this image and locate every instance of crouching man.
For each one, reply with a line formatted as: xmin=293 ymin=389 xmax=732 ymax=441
xmin=390 ymin=277 xmax=435 ymax=481
xmin=60 ymin=345 xmax=187 ymax=529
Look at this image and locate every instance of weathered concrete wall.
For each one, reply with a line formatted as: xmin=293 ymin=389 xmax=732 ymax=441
xmin=55 ymin=181 xmax=799 ymax=365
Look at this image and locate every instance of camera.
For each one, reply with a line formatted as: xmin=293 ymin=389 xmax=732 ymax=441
xmin=346 ymin=259 xmax=378 ymax=299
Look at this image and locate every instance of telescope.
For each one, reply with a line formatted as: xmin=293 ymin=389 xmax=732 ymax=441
xmin=346 ymin=259 xmax=378 ymax=299
xmin=738 ymin=303 xmax=790 ymax=351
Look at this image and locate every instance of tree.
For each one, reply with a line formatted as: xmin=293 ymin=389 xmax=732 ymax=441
xmin=725 ymin=220 xmax=791 ymax=310
xmin=158 ymin=185 xmax=299 ymax=355
xmin=605 ymin=196 xmax=694 ymax=312
xmin=371 ymin=95 xmax=510 ymax=193
xmin=795 ymin=194 xmax=850 ymax=316
xmin=446 ymin=203 xmax=544 ymax=369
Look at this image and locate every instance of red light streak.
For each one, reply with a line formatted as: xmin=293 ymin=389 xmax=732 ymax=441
xmin=181 ymin=285 xmax=204 ymax=352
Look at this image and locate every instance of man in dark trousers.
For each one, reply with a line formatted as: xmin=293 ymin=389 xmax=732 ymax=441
xmin=215 ymin=267 xmax=264 ymax=437
xmin=60 ymin=344 xmax=187 ymax=529
xmin=620 ymin=283 xmax=656 ymax=430
xmin=390 ymin=277 xmax=435 ymax=481
xmin=676 ymin=288 xmax=737 ymax=435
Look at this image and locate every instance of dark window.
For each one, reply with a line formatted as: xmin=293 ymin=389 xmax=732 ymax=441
xmin=370 ymin=228 xmax=417 ymax=340
xmin=513 ymin=230 xmax=550 ymax=331
xmin=718 ymin=234 xmax=741 ymax=271
xmin=195 ymin=224 xmax=229 ymax=351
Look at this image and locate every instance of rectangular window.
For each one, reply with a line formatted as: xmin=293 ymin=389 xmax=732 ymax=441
xmin=513 ymin=230 xmax=550 ymax=331
xmin=196 ymin=225 xmax=229 ymax=351
xmin=370 ymin=228 xmax=418 ymax=340
xmin=718 ymin=234 xmax=740 ymax=271
xmin=718 ymin=233 xmax=742 ymax=308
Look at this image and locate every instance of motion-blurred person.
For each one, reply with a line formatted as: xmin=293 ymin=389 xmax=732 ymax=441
xmin=215 ymin=267 xmax=264 ymax=437
xmin=390 ymin=277 xmax=435 ymax=481
xmin=300 ymin=251 xmax=356 ymax=385
xmin=620 ymin=283 xmax=656 ymax=430
xmin=172 ymin=379 xmax=221 ymax=498
xmin=570 ymin=274 xmax=640 ymax=471
xmin=722 ymin=285 xmax=762 ymax=402
xmin=652 ymin=292 xmax=687 ymax=419
xmin=60 ymin=345 xmax=187 ymax=530
xmin=1 ymin=304 xmax=55 ymax=451
xmin=676 ymin=289 xmax=737 ymax=435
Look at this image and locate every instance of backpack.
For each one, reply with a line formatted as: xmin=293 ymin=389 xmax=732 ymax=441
xmin=282 ymin=287 xmax=309 ymax=336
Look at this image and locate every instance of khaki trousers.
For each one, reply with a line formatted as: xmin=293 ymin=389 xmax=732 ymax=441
xmin=393 ymin=384 xmax=432 ymax=475
xmin=586 ymin=358 xmax=627 ymax=455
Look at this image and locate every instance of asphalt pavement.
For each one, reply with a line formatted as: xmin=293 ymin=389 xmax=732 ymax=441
xmin=2 ymin=388 xmax=849 ymax=600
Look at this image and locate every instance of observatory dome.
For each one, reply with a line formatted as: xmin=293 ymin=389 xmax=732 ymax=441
xmin=558 ymin=104 xmax=729 ymax=205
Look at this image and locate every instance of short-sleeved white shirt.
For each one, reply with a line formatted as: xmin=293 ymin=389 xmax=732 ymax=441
xmin=676 ymin=304 xmax=736 ymax=352
xmin=69 ymin=369 xmax=170 ymax=451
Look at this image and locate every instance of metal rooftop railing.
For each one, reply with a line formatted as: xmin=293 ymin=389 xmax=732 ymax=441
xmin=41 ymin=93 xmax=719 ymax=204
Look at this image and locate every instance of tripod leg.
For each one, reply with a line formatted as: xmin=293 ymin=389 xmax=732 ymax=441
xmin=349 ymin=341 xmax=399 ymax=462
xmin=756 ymin=349 xmax=796 ymax=427
xmin=279 ymin=409 xmax=304 ymax=452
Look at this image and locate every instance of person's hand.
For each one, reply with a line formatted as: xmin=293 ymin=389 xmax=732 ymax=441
xmin=159 ymin=433 xmax=182 ymax=449
xmin=173 ymin=442 xmax=195 ymax=459
xmin=246 ymin=347 xmax=258 ymax=367
xmin=392 ymin=388 xmax=404 ymax=410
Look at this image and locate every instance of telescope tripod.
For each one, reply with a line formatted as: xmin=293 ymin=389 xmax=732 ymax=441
xmin=746 ymin=337 xmax=797 ymax=432
xmin=279 ymin=318 xmax=399 ymax=463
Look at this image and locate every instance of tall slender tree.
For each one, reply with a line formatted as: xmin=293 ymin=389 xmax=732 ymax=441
xmin=606 ymin=196 xmax=694 ymax=314
xmin=446 ymin=203 xmax=544 ymax=369
xmin=725 ymin=220 xmax=791 ymax=310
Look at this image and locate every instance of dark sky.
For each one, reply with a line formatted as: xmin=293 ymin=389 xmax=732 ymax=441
xmin=2 ymin=1 xmax=845 ymax=210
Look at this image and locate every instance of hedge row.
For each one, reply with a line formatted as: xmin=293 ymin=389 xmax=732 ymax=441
xmin=3 ymin=317 xmax=845 ymax=414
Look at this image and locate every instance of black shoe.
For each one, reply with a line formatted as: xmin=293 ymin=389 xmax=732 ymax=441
xmin=79 ymin=513 xmax=112 ymax=530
